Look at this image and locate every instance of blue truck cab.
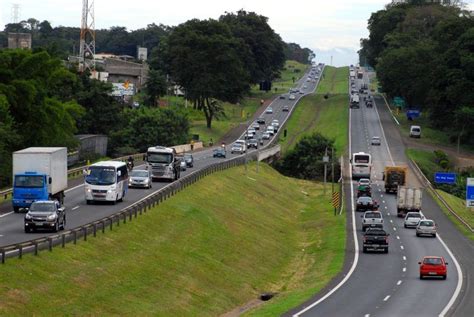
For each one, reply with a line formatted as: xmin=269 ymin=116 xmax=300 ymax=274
xmin=12 ymin=172 xmax=50 ymax=212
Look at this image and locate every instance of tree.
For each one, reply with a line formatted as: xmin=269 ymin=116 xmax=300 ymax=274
xmin=276 ymin=133 xmax=339 ymax=181
xmin=220 ymin=10 xmax=286 ymax=83
xmin=0 ymin=95 xmax=21 ymax=187
xmin=454 ymin=107 xmax=474 ymax=153
xmin=165 ymin=18 xmax=250 ymax=128
xmin=144 ymin=69 xmax=167 ymax=106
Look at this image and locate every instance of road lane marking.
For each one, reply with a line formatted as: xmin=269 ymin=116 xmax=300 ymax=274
xmin=397 ymin=280 xmax=402 ymax=286
xmin=383 ymin=295 xmax=390 ymax=302
xmin=403 ymin=267 xmax=406 ymax=272
xmin=390 ymin=220 xmax=393 ymax=223
xmin=403 ymin=256 xmax=407 ymax=261
xmin=365 ymin=314 xmax=370 ymax=317
xmin=400 ymin=245 xmax=404 ymax=250
xmin=382 ymin=200 xmax=386 ymax=204
xmin=396 ymin=236 xmax=400 ymax=240
xmin=393 ymin=227 xmax=397 ymax=231
xmin=0 ymin=212 xmax=13 ymax=218
xmin=72 ymin=206 xmax=80 ymax=211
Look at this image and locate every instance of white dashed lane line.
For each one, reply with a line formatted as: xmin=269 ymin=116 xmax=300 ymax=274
xmin=403 ymin=256 xmax=407 ymax=261
xmin=400 ymin=245 xmax=404 ymax=250
xmin=403 ymin=267 xmax=407 ymax=272
xmin=396 ymin=236 xmax=400 ymax=240
xmin=397 ymin=280 xmax=402 ymax=286
xmin=72 ymin=206 xmax=80 ymax=211
xmin=383 ymin=295 xmax=391 ymax=302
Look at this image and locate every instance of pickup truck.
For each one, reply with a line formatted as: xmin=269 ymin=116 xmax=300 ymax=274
xmin=361 ymin=211 xmax=384 ymax=232
xmin=363 ymin=228 xmax=389 ymax=253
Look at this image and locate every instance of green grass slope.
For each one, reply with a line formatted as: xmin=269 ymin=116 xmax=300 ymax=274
xmin=0 ymin=163 xmax=345 ymax=316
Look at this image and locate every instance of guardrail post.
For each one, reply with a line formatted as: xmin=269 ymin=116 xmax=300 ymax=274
xmin=101 ymin=220 xmax=106 ymax=233
xmin=48 ymin=238 xmax=53 ymax=251
xmin=62 ymin=234 xmax=66 ymax=247
xmin=134 ymin=207 xmax=138 ymax=218
xmin=1 ymin=249 xmax=5 ymax=264
xmin=73 ymin=230 xmax=77 ymax=244
xmin=123 ymin=213 xmax=126 ymax=224
xmin=83 ymin=227 xmax=87 ymax=241
xmin=93 ymin=224 xmax=97 ymax=237
xmin=129 ymin=209 xmax=132 ymax=221
xmin=116 ymin=215 xmax=120 ymax=227
xmin=18 ymin=245 xmax=22 ymax=259
xmin=109 ymin=218 xmax=113 ymax=231
xmin=34 ymin=242 xmax=39 ymax=255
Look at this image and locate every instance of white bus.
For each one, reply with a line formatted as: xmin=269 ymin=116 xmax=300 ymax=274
xmin=351 ymin=152 xmax=372 ymax=179
xmin=84 ymin=161 xmax=129 ymax=204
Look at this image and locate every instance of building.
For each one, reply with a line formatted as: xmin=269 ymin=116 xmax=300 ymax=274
xmin=8 ymin=33 xmax=32 ymax=49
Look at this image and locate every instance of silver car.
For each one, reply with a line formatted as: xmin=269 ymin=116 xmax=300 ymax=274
xmin=416 ymin=219 xmax=437 ymax=237
xmin=404 ymin=212 xmax=423 ymax=228
xmin=129 ymin=169 xmax=152 ymax=189
xmin=371 ymin=136 xmax=381 ymax=146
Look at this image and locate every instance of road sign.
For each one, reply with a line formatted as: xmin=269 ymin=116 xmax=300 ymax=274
xmin=332 ymin=192 xmax=340 ymax=208
xmin=434 ymin=172 xmax=457 ymax=184
xmin=406 ymin=109 xmax=421 ymax=120
xmin=466 ymin=178 xmax=474 ymax=207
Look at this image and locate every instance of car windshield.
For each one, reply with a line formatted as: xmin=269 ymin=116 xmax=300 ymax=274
xmin=358 ymin=197 xmax=372 ymax=203
xmin=419 ymin=221 xmax=434 ymax=227
xmin=424 ymin=258 xmax=442 ymax=265
xmin=365 ymin=212 xmax=381 ymax=218
xmin=407 ymin=213 xmax=421 ymax=218
xmin=366 ymin=229 xmax=385 ymax=235
xmin=215 ymin=148 xmax=225 ymax=154
xmin=130 ymin=170 xmax=149 ymax=178
xmin=147 ymin=153 xmax=173 ymax=164
xmin=14 ymin=175 xmax=44 ymax=188
xmin=184 ymin=154 xmax=192 ymax=159
xmin=86 ymin=166 xmax=116 ymax=186
xmin=30 ymin=202 xmax=55 ymax=212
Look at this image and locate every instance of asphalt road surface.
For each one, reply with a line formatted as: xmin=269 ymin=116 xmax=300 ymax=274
xmin=291 ymin=71 xmax=463 ymax=317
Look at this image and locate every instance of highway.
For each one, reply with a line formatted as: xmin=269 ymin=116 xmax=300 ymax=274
xmin=0 ymin=65 xmax=323 ymax=248
xmin=291 ymin=71 xmax=464 ymax=317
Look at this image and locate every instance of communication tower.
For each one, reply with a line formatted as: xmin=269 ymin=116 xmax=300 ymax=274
xmin=79 ymin=0 xmax=96 ymax=72
xmin=11 ymin=4 xmax=20 ymax=24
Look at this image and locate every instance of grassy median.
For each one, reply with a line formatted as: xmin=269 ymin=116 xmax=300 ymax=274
xmin=0 ymin=163 xmax=345 ymax=316
xmin=279 ymin=66 xmax=349 ymax=155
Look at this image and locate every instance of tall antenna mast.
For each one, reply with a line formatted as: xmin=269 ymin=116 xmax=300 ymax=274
xmin=11 ymin=4 xmax=20 ymax=24
xmin=79 ymin=0 xmax=96 ymax=73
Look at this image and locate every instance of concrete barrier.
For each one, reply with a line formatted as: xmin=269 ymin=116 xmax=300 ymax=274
xmin=258 ymin=145 xmax=281 ymax=162
xmin=172 ymin=142 xmax=204 ymax=154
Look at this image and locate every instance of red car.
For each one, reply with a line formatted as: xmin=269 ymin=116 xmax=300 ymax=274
xmin=419 ymin=256 xmax=448 ymax=280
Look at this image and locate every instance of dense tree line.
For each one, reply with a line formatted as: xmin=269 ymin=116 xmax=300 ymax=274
xmin=359 ymin=1 xmax=474 ymax=147
xmin=284 ymin=43 xmax=315 ymax=65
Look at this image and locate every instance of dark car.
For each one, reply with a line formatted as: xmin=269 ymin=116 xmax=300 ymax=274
xmin=363 ymin=228 xmax=389 ymax=253
xmin=24 ymin=200 xmax=66 ymax=233
xmin=257 ymin=117 xmax=266 ymax=124
xmin=247 ymin=139 xmax=258 ymax=149
xmin=184 ymin=153 xmax=194 ymax=167
xmin=279 ymin=94 xmax=286 ymax=99
xmin=282 ymin=105 xmax=289 ymax=112
xmin=356 ymin=196 xmax=378 ymax=212
xmin=213 ymin=148 xmax=226 ymax=158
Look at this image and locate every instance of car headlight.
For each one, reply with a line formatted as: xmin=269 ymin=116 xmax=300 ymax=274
xmin=47 ymin=214 xmax=57 ymax=221
xmin=25 ymin=214 xmax=32 ymax=220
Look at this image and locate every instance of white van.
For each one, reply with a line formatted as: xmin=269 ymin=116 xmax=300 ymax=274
xmin=410 ymin=125 xmax=421 ymax=138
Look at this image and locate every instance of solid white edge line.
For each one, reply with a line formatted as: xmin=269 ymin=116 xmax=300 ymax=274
xmin=373 ymin=99 xmax=395 ymax=166
xmin=293 ymin=96 xmax=358 ymax=317
xmin=379 ymin=91 xmax=463 ymax=317
xmin=438 ymin=233 xmax=463 ymax=317
xmin=381 ymin=94 xmax=400 ymax=125
xmin=0 ymin=212 xmax=13 ymax=218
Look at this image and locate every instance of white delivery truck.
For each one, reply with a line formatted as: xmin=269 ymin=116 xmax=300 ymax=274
xmin=12 ymin=147 xmax=68 ymax=212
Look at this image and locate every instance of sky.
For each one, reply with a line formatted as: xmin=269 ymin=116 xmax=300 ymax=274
xmin=1 ymin=0 xmax=473 ymax=66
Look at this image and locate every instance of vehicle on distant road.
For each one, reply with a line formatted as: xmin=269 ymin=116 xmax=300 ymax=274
xmin=419 ymin=256 xmax=447 ymax=279
xmin=266 ymin=107 xmax=273 ymax=114
xmin=404 ymin=211 xmax=424 ymax=228
xmin=251 ymin=122 xmax=260 ymax=130
xmin=12 ymin=147 xmax=67 ymax=212
xmin=371 ymin=136 xmax=381 ymax=146
xmin=231 ymin=144 xmax=244 ymax=154
xmin=356 ymin=196 xmax=378 ymax=212
xmin=289 ymin=94 xmax=296 ymax=100
xmin=85 ymin=161 xmax=129 ymax=204
xmin=361 ymin=211 xmax=384 ymax=232
xmin=24 ymin=200 xmax=66 ymax=233
xmin=397 ymin=186 xmax=422 ymax=217
xmin=262 ymin=132 xmax=271 ymax=140
xmin=146 ymin=146 xmax=181 ymax=182
xmin=257 ymin=117 xmax=266 ymax=124
xmin=279 ymin=94 xmax=286 ymax=99
xmin=213 ymin=148 xmax=226 ymax=158
xmin=180 ymin=160 xmax=187 ymax=171
xmin=416 ymin=219 xmax=437 ymax=237
xmin=410 ymin=125 xmax=421 ymax=138
xmin=363 ymin=228 xmax=389 ymax=253
xmin=383 ymin=166 xmax=407 ymax=193
xmin=282 ymin=105 xmax=289 ymax=112
xmin=184 ymin=153 xmax=194 ymax=167
xmin=351 ymin=152 xmax=372 ymax=179
xmin=128 ymin=169 xmax=152 ymax=189
xmin=350 ymin=94 xmax=360 ymax=108
xmin=247 ymin=139 xmax=258 ymax=149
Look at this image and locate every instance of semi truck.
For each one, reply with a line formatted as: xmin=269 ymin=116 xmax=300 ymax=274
xmin=383 ymin=166 xmax=407 ymax=193
xmin=397 ymin=186 xmax=422 ymax=217
xmin=146 ymin=146 xmax=181 ymax=181
xmin=12 ymin=147 xmax=68 ymax=212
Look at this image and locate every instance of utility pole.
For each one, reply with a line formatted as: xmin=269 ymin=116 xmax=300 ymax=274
xmin=79 ymin=0 xmax=96 ymax=73
xmin=331 ymin=147 xmax=336 ymax=215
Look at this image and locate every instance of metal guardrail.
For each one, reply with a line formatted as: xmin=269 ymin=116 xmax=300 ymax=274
xmin=409 ymin=159 xmax=474 ymax=233
xmin=0 ymin=153 xmax=145 ymax=201
xmin=0 ymin=148 xmax=286 ymax=263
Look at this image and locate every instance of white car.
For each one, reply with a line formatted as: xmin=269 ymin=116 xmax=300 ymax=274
xmin=262 ymin=132 xmax=271 ymax=140
xmin=266 ymin=107 xmax=273 ymax=114
xmin=416 ymin=219 xmax=437 ymax=237
xmin=289 ymin=94 xmax=296 ymax=100
xmin=266 ymin=126 xmax=275 ymax=135
xmin=358 ymin=178 xmax=371 ymax=187
xmin=404 ymin=212 xmax=424 ymax=228
xmin=303 ymin=84 xmax=308 ymax=88
xmin=371 ymin=136 xmax=381 ymax=146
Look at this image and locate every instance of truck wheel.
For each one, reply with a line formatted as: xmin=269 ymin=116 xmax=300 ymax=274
xmin=362 ymin=247 xmax=367 ymax=253
xmin=13 ymin=206 xmax=20 ymax=213
xmin=53 ymin=221 xmax=59 ymax=233
xmin=384 ymin=248 xmax=389 ymax=254
xmin=86 ymin=200 xmax=92 ymax=205
xmin=416 ymin=233 xmax=420 ymax=237
xmin=119 ymin=191 xmax=124 ymax=202
xmin=24 ymin=227 xmax=30 ymax=233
